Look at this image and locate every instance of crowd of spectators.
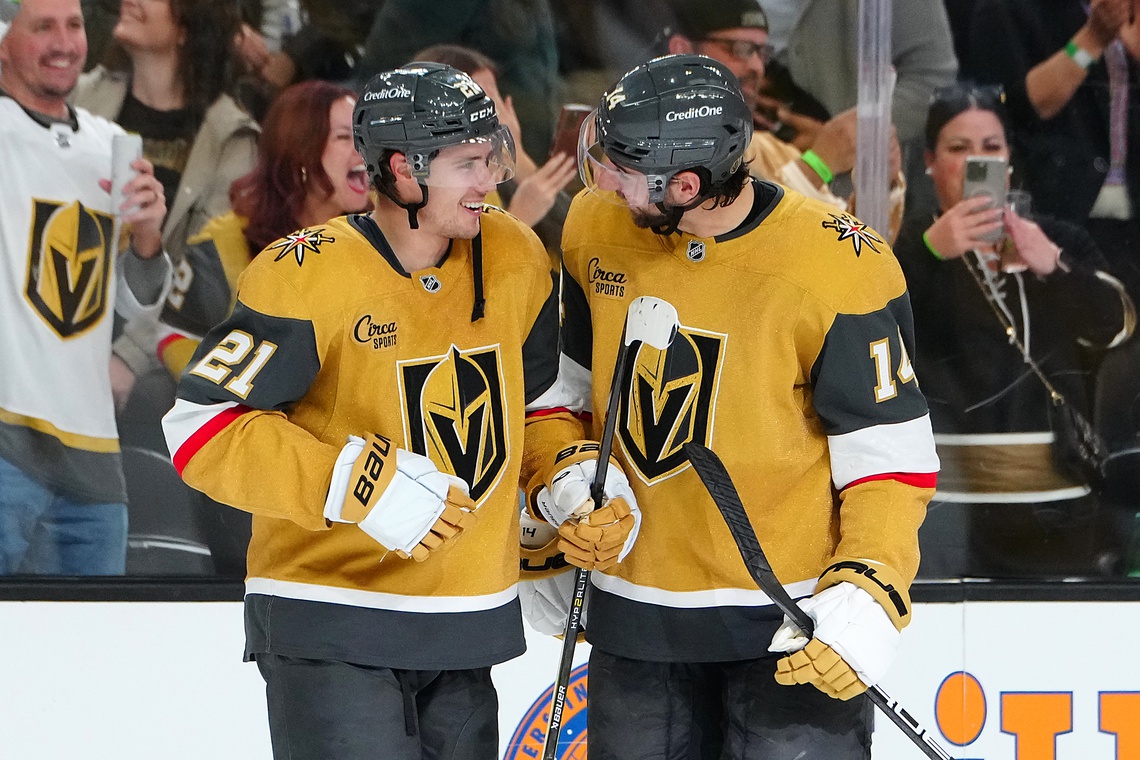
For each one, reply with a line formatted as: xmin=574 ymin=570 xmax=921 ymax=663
xmin=3 ymin=0 xmax=1140 ymax=582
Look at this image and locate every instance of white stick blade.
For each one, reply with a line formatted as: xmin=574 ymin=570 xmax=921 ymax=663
xmin=625 ymin=296 xmax=679 ymax=349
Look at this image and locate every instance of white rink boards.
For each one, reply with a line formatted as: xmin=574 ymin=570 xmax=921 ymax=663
xmin=2 ymin=599 xmax=1138 ymax=759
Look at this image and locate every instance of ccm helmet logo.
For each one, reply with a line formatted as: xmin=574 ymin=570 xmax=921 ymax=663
xmin=470 ymin=105 xmax=494 ymax=122
xmin=364 ymin=84 xmax=412 ymax=101
xmin=665 ymin=105 xmax=724 ymax=122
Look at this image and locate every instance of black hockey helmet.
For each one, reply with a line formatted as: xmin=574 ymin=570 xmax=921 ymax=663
xmin=579 ymin=54 xmax=753 ymax=207
xmin=353 ymin=62 xmax=513 ymax=322
xmin=353 ymin=62 xmax=515 ymax=224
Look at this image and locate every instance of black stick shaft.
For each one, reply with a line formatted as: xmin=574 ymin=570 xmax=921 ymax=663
xmin=683 ymin=443 xmax=953 ymax=760
xmin=540 ymin=564 xmax=588 ymax=760
xmin=541 ymin=328 xmax=630 ymax=760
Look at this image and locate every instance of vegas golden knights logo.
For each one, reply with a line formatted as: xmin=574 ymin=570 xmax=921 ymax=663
xmin=399 ymin=345 xmax=509 ymax=504
xmin=25 ymin=200 xmax=114 ymax=338
xmin=618 ymin=326 xmax=725 ymax=484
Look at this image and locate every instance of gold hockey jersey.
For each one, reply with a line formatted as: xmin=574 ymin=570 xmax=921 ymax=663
xmin=551 ymin=181 xmax=939 ymax=661
xmin=163 ymin=207 xmax=563 ymax=669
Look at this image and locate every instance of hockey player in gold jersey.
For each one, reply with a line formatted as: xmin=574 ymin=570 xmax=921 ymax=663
xmin=161 ymin=63 xmax=616 ymax=760
xmin=520 ymin=55 xmax=940 ymax=759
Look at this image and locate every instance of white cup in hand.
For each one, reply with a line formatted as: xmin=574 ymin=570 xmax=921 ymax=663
xmin=1006 ymin=189 xmax=1032 ymax=219
xmin=110 ymin=133 xmax=143 ymax=216
xmin=1000 ymin=190 xmax=1033 ymax=273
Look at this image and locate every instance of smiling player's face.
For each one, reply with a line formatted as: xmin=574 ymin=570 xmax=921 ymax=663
xmin=411 ymin=141 xmax=500 ymax=240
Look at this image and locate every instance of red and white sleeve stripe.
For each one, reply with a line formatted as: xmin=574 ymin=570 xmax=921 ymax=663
xmin=162 ymin=398 xmax=250 ymax=475
xmin=828 ymin=415 xmax=939 ymax=491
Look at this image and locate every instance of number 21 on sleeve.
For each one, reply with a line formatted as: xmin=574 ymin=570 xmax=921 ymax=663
xmin=190 ymin=329 xmax=278 ymax=399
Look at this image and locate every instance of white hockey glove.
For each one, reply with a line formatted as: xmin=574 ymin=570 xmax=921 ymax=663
xmin=768 ymin=560 xmax=912 ymax=701
xmin=324 ymin=433 xmax=476 ymax=561
xmin=519 ymin=512 xmax=585 ymax=636
xmin=525 ymin=440 xmax=641 ymax=570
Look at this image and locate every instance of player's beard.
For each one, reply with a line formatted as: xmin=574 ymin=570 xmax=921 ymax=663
xmin=629 ymin=204 xmax=669 ymax=229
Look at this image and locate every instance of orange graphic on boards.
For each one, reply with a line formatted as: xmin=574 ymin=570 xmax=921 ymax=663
xmin=934 ymin=671 xmax=1140 ymax=757
xmin=935 ymin=671 xmax=986 ymax=746
xmin=1002 ymin=693 xmax=1072 ymax=760
xmin=504 ymin=663 xmax=589 ymax=760
xmin=1101 ymin=692 xmax=1140 ymax=760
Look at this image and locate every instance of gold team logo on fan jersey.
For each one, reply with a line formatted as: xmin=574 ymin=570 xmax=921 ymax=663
xmin=24 ymin=199 xmax=114 ymax=338
xmin=398 ymin=344 xmax=509 ymax=505
xmin=618 ymin=325 xmax=726 ymax=484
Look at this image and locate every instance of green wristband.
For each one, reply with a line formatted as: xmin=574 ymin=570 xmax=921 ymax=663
xmin=922 ymin=231 xmax=945 ymax=261
xmin=801 ymin=149 xmax=834 ymax=185
xmin=1064 ymin=39 xmax=1096 ymax=69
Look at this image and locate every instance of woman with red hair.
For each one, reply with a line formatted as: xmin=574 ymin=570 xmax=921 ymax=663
xmin=156 ymin=80 xmax=372 ymax=375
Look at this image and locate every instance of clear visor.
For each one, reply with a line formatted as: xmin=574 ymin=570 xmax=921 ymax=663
xmin=417 ymin=124 xmax=516 ymax=187
xmin=577 ymin=111 xmax=652 ymax=208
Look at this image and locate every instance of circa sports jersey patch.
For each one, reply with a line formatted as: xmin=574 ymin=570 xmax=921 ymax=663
xmin=352 ymin=313 xmax=398 ymax=350
xmin=822 ymin=212 xmax=883 ymax=257
xmin=398 ymin=345 xmax=509 ymax=505
xmin=25 ymin=199 xmax=114 ymax=338
xmin=587 ymin=256 xmax=628 ymax=300
xmin=617 ymin=323 xmax=726 ymax=485
xmin=268 ymin=227 xmax=334 ymax=266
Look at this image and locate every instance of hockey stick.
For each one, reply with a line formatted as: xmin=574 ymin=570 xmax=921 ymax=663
xmin=541 ymin=296 xmax=679 ymax=760
xmin=682 ymin=442 xmax=954 ymax=760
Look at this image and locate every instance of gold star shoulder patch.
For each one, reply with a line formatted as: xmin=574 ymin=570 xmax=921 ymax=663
xmin=821 ymin=213 xmax=883 ymax=257
xmin=268 ymin=228 xmax=335 ymax=266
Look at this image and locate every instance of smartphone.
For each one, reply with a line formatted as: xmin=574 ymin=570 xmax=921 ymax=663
xmin=550 ymin=103 xmax=593 ymax=162
xmin=963 ymin=155 xmax=1008 ymax=243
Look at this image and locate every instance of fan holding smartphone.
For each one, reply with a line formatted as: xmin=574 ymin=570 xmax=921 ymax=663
xmin=921 ymin=102 xmax=1063 ymax=275
xmin=894 ymin=83 xmax=1134 ymax=579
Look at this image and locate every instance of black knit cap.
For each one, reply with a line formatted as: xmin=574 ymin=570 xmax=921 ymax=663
xmin=671 ymin=0 xmax=769 ymax=39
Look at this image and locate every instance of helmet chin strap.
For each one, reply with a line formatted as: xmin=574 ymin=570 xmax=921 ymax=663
xmin=650 ymin=203 xmax=685 ymax=236
xmin=392 ymin=182 xmax=430 ymax=229
xmin=370 ymin=168 xmax=431 ymax=230
xmin=375 ymin=176 xmax=486 ymax=323
xmin=649 ymin=187 xmax=714 ymax=237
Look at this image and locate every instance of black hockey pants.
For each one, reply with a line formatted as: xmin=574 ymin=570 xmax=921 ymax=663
xmin=586 ymin=648 xmax=873 ymax=760
xmin=256 ymin=653 xmax=498 ymax=760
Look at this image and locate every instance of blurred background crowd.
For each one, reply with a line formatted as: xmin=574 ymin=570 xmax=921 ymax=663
xmin=4 ymin=0 xmax=1140 ymax=583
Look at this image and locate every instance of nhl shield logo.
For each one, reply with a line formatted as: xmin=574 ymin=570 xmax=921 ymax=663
xmin=686 ymin=240 xmax=706 ymax=262
xmin=420 ymin=274 xmax=442 ymax=293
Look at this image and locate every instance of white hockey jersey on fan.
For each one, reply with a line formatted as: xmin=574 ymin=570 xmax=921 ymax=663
xmin=0 ymin=97 xmax=165 ymax=502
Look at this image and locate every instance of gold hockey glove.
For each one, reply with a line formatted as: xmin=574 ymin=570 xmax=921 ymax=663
xmin=395 ymin=502 xmax=478 ymax=561
xmin=556 ymin=499 xmax=637 ymax=571
xmin=769 ymin=559 xmax=911 ymax=700
xmin=525 ymin=440 xmax=636 ymax=527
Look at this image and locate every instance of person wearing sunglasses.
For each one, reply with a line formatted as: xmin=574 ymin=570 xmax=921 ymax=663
xmin=665 ymin=0 xmax=908 ymax=241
